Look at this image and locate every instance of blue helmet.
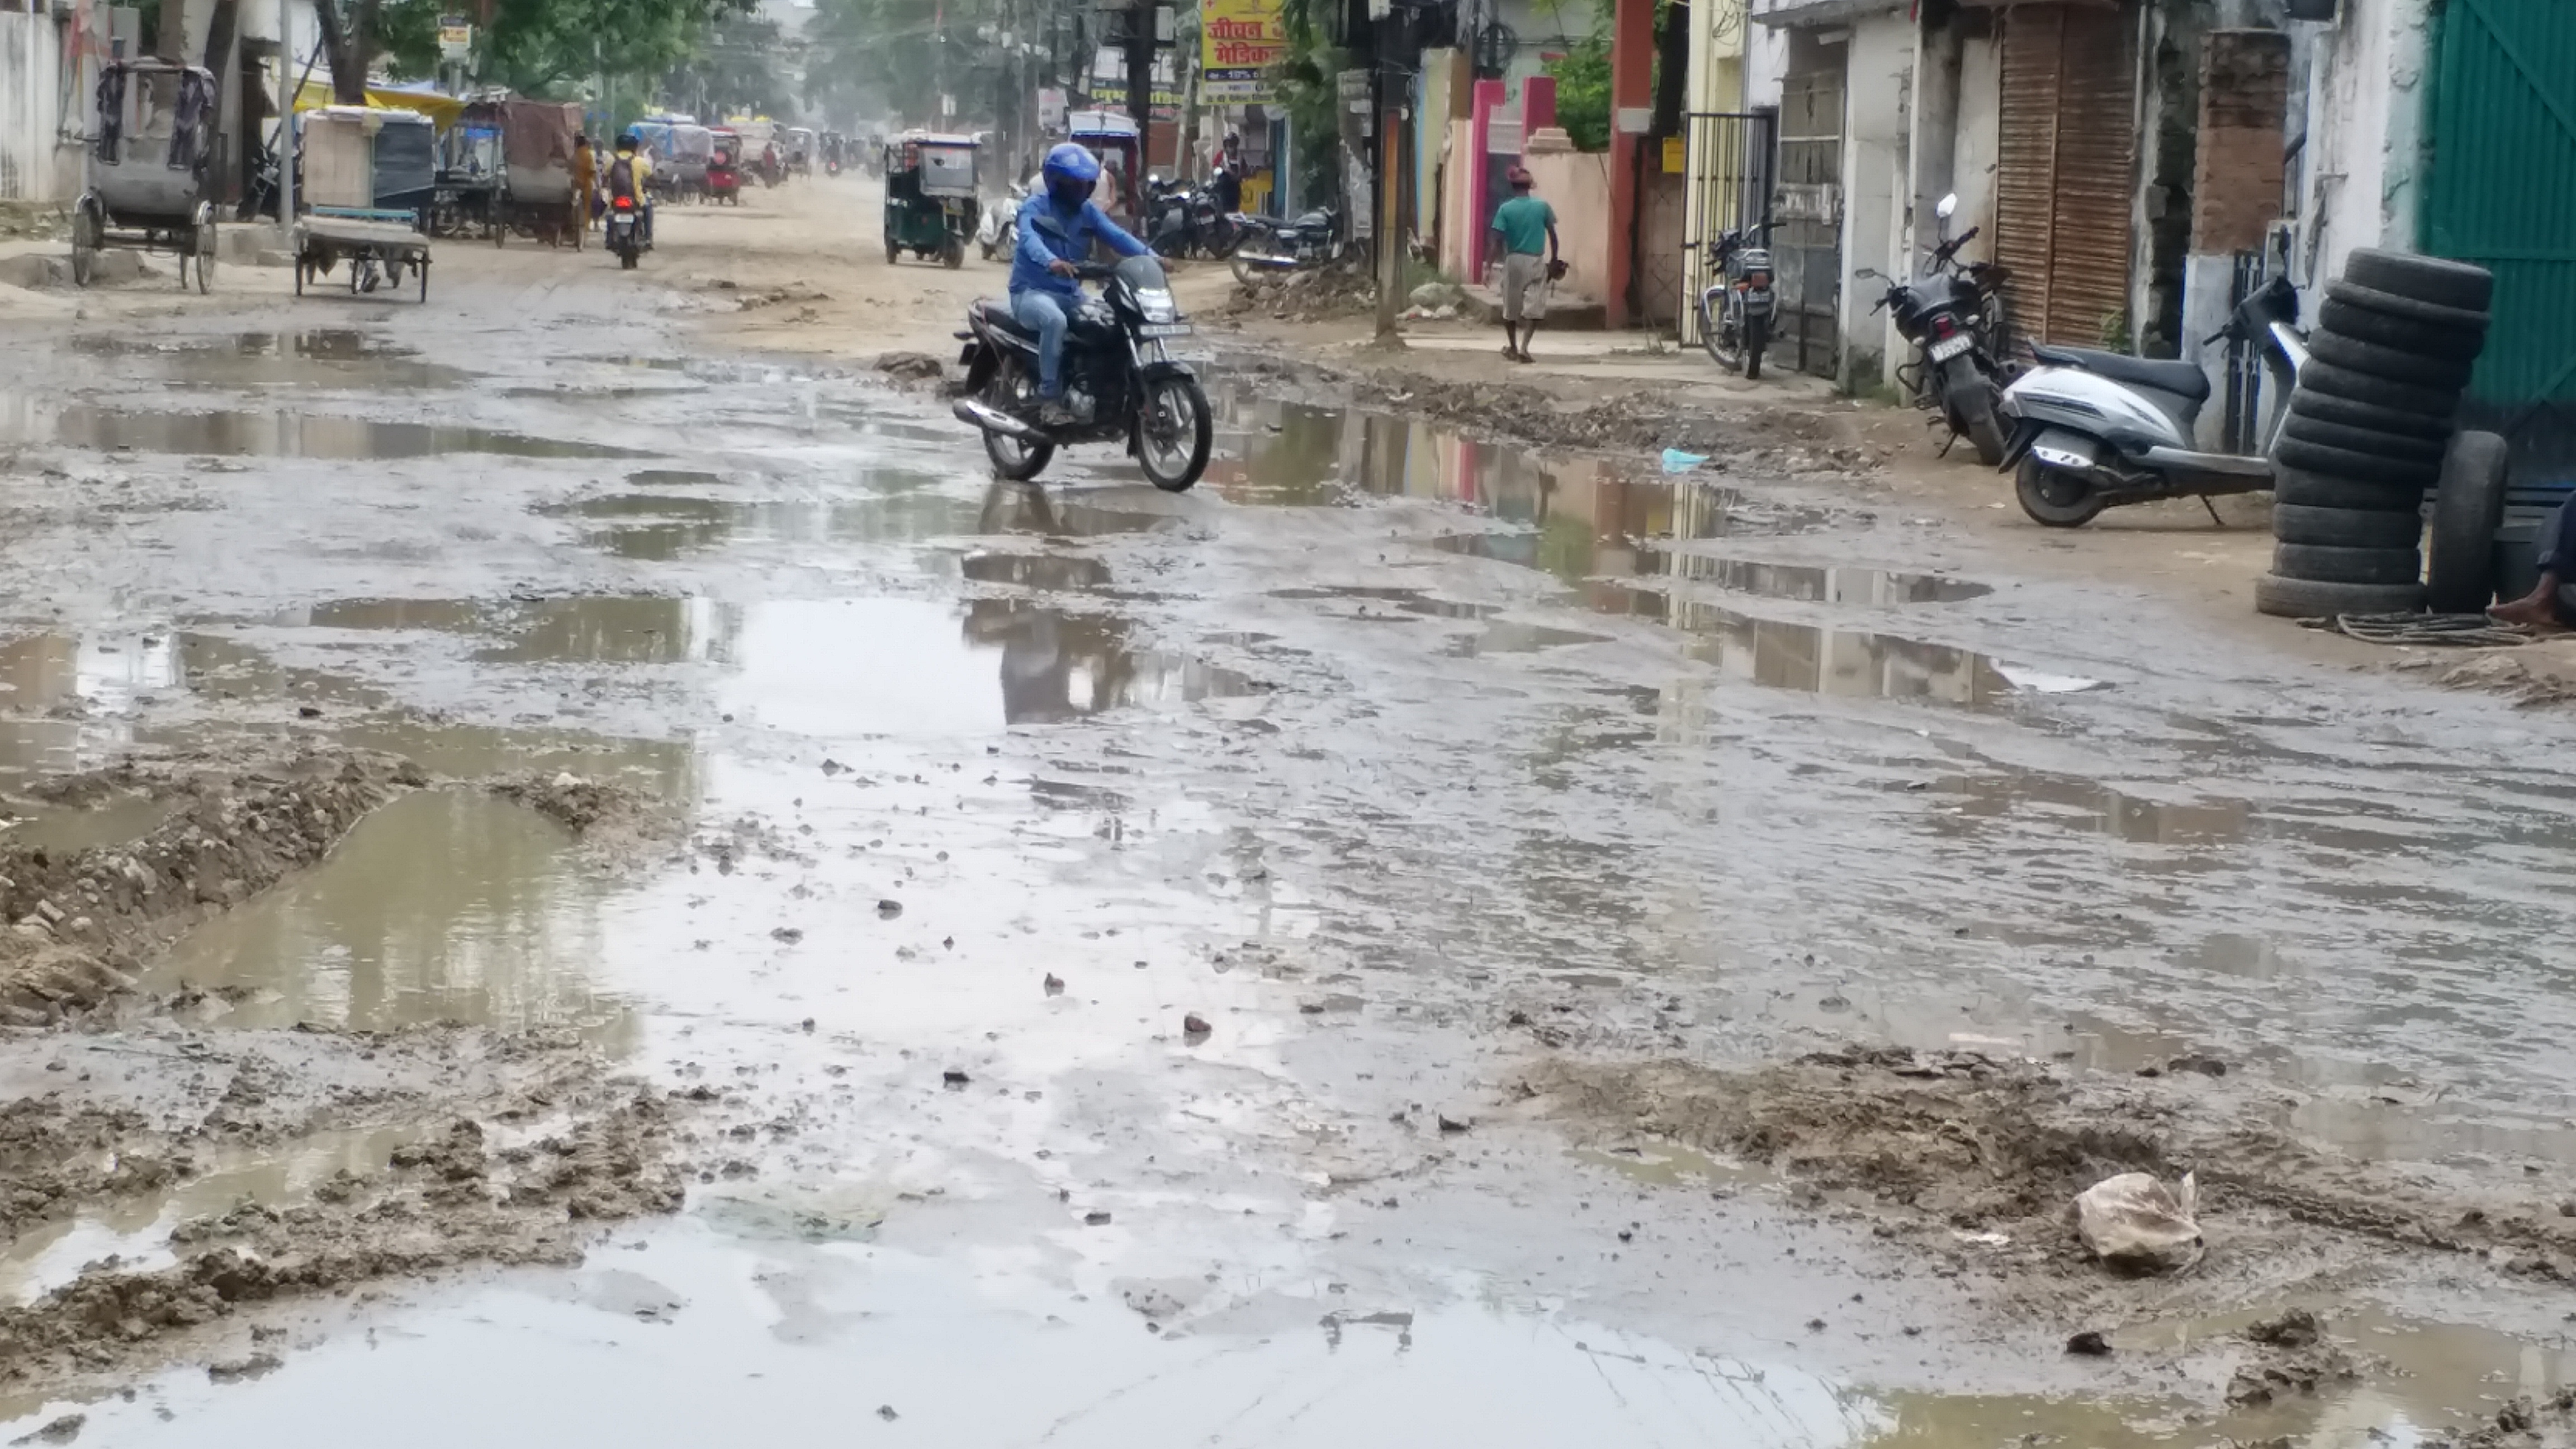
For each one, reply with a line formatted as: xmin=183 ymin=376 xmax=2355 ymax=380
xmin=1041 ymin=141 xmax=1101 ymax=207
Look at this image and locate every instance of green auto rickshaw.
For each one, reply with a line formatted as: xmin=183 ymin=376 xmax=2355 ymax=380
xmin=883 ymin=130 xmax=981 ymax=268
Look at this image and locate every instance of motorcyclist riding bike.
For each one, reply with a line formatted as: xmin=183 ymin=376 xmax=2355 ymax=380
xmin=607 ymin=131 xmax=654 ymax=247
xmin=1010 ymin=141 xmax=1150 ymax=428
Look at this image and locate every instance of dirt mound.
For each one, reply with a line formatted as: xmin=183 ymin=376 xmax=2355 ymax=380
xmin=1529 ymin=1046 xmax=2576 ymax=1291
xmin=2434 ymin=1389 xmax=2576 ymax=1448
xmin=487 ymin=769 xmax=664 ymax=856
xmin=0 ymin=1086 xmax=690 ymax=1391
xmin=1228 ymin=264 xmax=1375 ymax=322
xmin=0 ymin=1098 xmax=179 ymax=1241
xmin=0 ymin=752 xmax=420 ymax=1024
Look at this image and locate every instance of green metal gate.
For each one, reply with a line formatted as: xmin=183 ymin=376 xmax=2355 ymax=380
xmin=2425 ymin=0 xmax=2576 ymax=470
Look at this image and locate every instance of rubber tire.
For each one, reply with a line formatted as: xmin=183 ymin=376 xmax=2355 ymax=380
xmin=2285 ymin=387 xmax=2454 ymax=441
xmin=2340 ymin=247 xmax=2494 ymax=312
xmin=886 ymin=242 xmax=900 ymax=266
xmin=2272 ymin=542 xmax=2422 ymax=585
xmin=2015 ymin=457 xmax=2105 ymax=527
xmin=2272 ymin=437 xmax=2443 ymax=489
xmin=1135 ymin=374 xmax=1213 ymax=493
xmin=2315 ymin=296 xmax=2486 ymax=362
xmin=1698 ymin=289 xmax=1739 ymax=371
xmin=2255 ymin=572 xmax=2426 ymax=619
xmin=2323 ymin=280 xmax=2489 ymax=333
xmin=1742 ymin=312 xmax=1768 ymax=381
xmin=2277 ymin=412 xmax=2449 ymax=462
xmin=2296 ymin=360 xmax=2461 ymax=420
xmin=1945 ymin=354 xmax=2006 ymax=466
xmin=2425 ymin=430 xmax=2511 ymax=614
xmin=2308 ymin=330 xmax=2476 ymax=391
xmin=2272 ymin=468 xmax=2426 ymax=514
xmin=2271 ymin=503 xmax=2423 ymax=549
xmin=942 ymin=239 xmax=964 ymax=269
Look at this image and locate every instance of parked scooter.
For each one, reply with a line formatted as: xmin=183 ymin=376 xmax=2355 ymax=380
xmin=1694 ymin=228 xmax=1775 ymax=380
xmin=950 ymin=255 xmax=1213 ymax=493
xmin=977 ymin=179 xmax=1027 ymax=262
xmin=1860 ymin=193 xmax=2012 ymax=464
xmin=1996 ymin=273 xmax=2306 ymax=527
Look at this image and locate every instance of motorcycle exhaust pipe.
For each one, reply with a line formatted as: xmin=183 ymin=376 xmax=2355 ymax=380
xmin=953 ymin=399 xmax=1043 ymax=441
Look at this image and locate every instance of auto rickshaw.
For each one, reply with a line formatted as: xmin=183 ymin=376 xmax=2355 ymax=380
xmin=707 ymin=128 xmax=742 ymax=204
xmin=882 ymin=130 xmax=978 ymax=269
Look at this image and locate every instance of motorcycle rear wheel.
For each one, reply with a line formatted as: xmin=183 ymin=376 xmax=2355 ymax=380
xmin=1697 ymin=288 xmax=1740 ymax=371
xmin=1135 ymin=375 xmax=1212 ymax=493
xmin=1741 ymin=312 xmax=1769 ymax=381
xmin=1943 ymin=354 xmax=2007 ymax=466
xmin=982 ymin=363 xmax=1055 ymax=483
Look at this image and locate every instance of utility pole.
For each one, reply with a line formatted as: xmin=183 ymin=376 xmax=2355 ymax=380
xmin=1371 ymin=7 xmax=1404 ymax=343
xmin=1123 ymin=2 xmax=1153 ymax=147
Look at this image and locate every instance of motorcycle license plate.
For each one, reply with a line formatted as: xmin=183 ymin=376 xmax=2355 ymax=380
xmin=1138 ymin=323 xmax=1194 ymax=338
xmin=1928 ymin=333 xmax=1974 ymax=362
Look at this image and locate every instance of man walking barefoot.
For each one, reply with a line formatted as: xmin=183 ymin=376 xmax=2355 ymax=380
xmin=1489 ymin=166 xmax=1563 ymax=363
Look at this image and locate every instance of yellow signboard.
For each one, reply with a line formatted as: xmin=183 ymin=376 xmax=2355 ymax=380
xmin=1201 ymin=0 xmax=1287 ymax=103
xmin=1661 ymin=135 xmax=1684 ymax=173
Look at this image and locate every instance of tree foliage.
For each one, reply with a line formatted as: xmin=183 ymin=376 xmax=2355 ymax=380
xmin=803 ymin=0 xmax=1034 ymax=131
xmin=666 ymin=12 xmax=798 ymax=120
xmin=307 ymin=0 xmax=751 ymax=108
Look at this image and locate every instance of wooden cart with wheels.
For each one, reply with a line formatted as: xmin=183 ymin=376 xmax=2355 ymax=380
xmin=292 ymin=210 xmax=433 ymax=302
xmin=70 ymin=59 xmax=223 ymax=293
xmin=293 ymin=107 xmax=435 ymax=304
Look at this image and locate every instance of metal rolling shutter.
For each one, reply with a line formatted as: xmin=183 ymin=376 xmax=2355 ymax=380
xmin=1991 ymin=3 xmax=2138 ymax=351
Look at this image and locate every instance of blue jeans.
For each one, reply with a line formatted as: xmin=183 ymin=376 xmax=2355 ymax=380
xmin=1012 ymin=289 xmax=1074 ymax=400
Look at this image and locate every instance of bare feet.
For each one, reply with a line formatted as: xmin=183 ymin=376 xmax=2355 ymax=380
xmin=2489 ymin=594 xmax=2561 ymax=628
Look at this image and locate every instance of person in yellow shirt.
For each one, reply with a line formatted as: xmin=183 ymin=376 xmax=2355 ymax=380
xmin=607 ymin=131 xmax=654 ymax=246
xmin=570 ymin=134 xmax=597 ymax=240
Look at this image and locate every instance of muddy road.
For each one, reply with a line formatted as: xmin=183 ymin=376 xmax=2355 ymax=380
xmin=0 ymin=179 xmax=2573 ymax=1447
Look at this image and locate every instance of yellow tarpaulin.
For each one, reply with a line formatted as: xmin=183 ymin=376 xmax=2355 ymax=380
xmin=293 ymin=81 xmax=466 ymax=131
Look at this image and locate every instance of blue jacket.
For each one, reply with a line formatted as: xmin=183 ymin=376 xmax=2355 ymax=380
xmin=1010 ymin=195 xmax=1149 ymax=298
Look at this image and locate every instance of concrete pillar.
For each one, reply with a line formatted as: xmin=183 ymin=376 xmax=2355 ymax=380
xmin=1467 ymin=77 xmax=1503 ymax=281
xmin=1606 ymin=0 xmax=1655 ymax=327
xmin=2180 ymin=29 xmax=2291 ymax=447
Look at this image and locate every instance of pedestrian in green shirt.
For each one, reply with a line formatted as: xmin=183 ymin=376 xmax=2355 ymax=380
xmin=1488 ymin=166 xmax=1563 ymax=363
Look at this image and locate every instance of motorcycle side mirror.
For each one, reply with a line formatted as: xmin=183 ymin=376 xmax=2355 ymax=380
xmin=1935 ymin=193 xmax=1958 ymax=221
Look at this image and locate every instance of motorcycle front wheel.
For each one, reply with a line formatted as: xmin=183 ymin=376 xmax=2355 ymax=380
xmin=1943 ymin=354 xmax=2007 ymax=466
xmin=1696 ymin=287 xmax=1741 ymax=371
xmin=982 ymin=362 xmax=1055 ymax=483
xmin=1135 ymin=374 xmax=1212 ymax=493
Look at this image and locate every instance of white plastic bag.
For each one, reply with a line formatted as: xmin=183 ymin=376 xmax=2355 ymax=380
xmin=2073 ymin=1171 xmax=2203 ymax=1272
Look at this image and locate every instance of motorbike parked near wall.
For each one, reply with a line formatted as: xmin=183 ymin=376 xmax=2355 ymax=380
xmin=1860 ymin=193 xmax=2012 ymax=465
xmin=1995 ymin=273 xmax=2305 ymax=527
xmin=1145 ymin=179 xmax=1242 ymax=260
xmin=1228 ymin=206 xmax=1343 ymax=283
xmin=950 ymin=255 xmax=1213 ymax=493
xmin=1695 ymin=228 xmax=1776 ymax=380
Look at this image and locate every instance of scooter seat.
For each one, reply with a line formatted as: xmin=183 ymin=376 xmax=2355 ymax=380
xmin=2029 ymin=345 xmax=2210 ymax=403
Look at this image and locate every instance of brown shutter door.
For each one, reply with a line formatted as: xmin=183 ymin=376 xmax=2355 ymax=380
xmin=1993 ymin=7 xmax=2066 ymax=348
xmin=2048 ymin=6 xmax=2138 ymax=347
xmin=1990 ymin=3 xmax=2138 ymax=351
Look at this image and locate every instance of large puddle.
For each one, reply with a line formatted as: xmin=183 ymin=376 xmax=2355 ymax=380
xmin=144 ymin=789 xmax=631 ymax=1036
xmin=0 ymin=399 xmax=633 ymax=460
xmin=67 ymin=330 xmax=474 ymax=391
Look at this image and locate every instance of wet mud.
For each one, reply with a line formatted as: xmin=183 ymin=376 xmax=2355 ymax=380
xmin=5 ymin=195 xmax=2576 ymax=1443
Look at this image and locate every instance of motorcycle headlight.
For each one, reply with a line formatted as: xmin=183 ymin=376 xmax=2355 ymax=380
xmin=1133 ymin=287 xmax=1178 ymax=323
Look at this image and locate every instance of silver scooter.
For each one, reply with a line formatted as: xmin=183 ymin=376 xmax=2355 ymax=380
xmin=1996 ymin=276 xmax=2306 ymax=527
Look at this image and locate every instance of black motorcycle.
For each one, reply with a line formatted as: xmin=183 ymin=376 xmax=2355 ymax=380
xmin=1147 ymin=181 xmax=1242 ymax=261
xmin=606 ymin=194 xmax=647 ymax=269
xmin=1228 ymin=206 xmax=1343 ymax=283
xmin=1694 ymin=228 xmax=1775 ymax=380
xmin=950 ymin=255 xmax=1213 ymax=493
xmin=1859 ymin=193 xmax=2012 ymax=465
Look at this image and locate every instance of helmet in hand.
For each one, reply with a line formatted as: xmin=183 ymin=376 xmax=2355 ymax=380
xmin=1041 ymin=142 xmax=1102 ymax=210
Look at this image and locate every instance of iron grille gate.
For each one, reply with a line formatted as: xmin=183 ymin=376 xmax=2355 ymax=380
xmin=1678 ymin=108 xmax=1779 ymax=351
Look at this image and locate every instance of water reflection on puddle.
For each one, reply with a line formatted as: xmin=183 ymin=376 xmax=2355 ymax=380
xmin=545 ymin=479 xmax=1171 ymax=561
xmin=68 ymin=330 xmax=471 ymax=391
xmin=0 ymin=400 xmax=632 ymax=460
xmin=1599 ymin=583 xmax=2014 ymax=708
xmin=144 ymin=789 xmax=630 ymax=1036
xmin=1634 ymin=551 xmax=1990 ymax=604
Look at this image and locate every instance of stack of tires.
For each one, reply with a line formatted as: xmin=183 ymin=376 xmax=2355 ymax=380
xmin=2256 ymin=248 xmax=2494 ymax=619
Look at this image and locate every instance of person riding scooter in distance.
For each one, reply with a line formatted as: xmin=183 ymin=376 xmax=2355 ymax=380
xmin=608 ymin=131 xmax=654 ymax=249
xmin=1010 ymin=142 xmax=1150 ymax=428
